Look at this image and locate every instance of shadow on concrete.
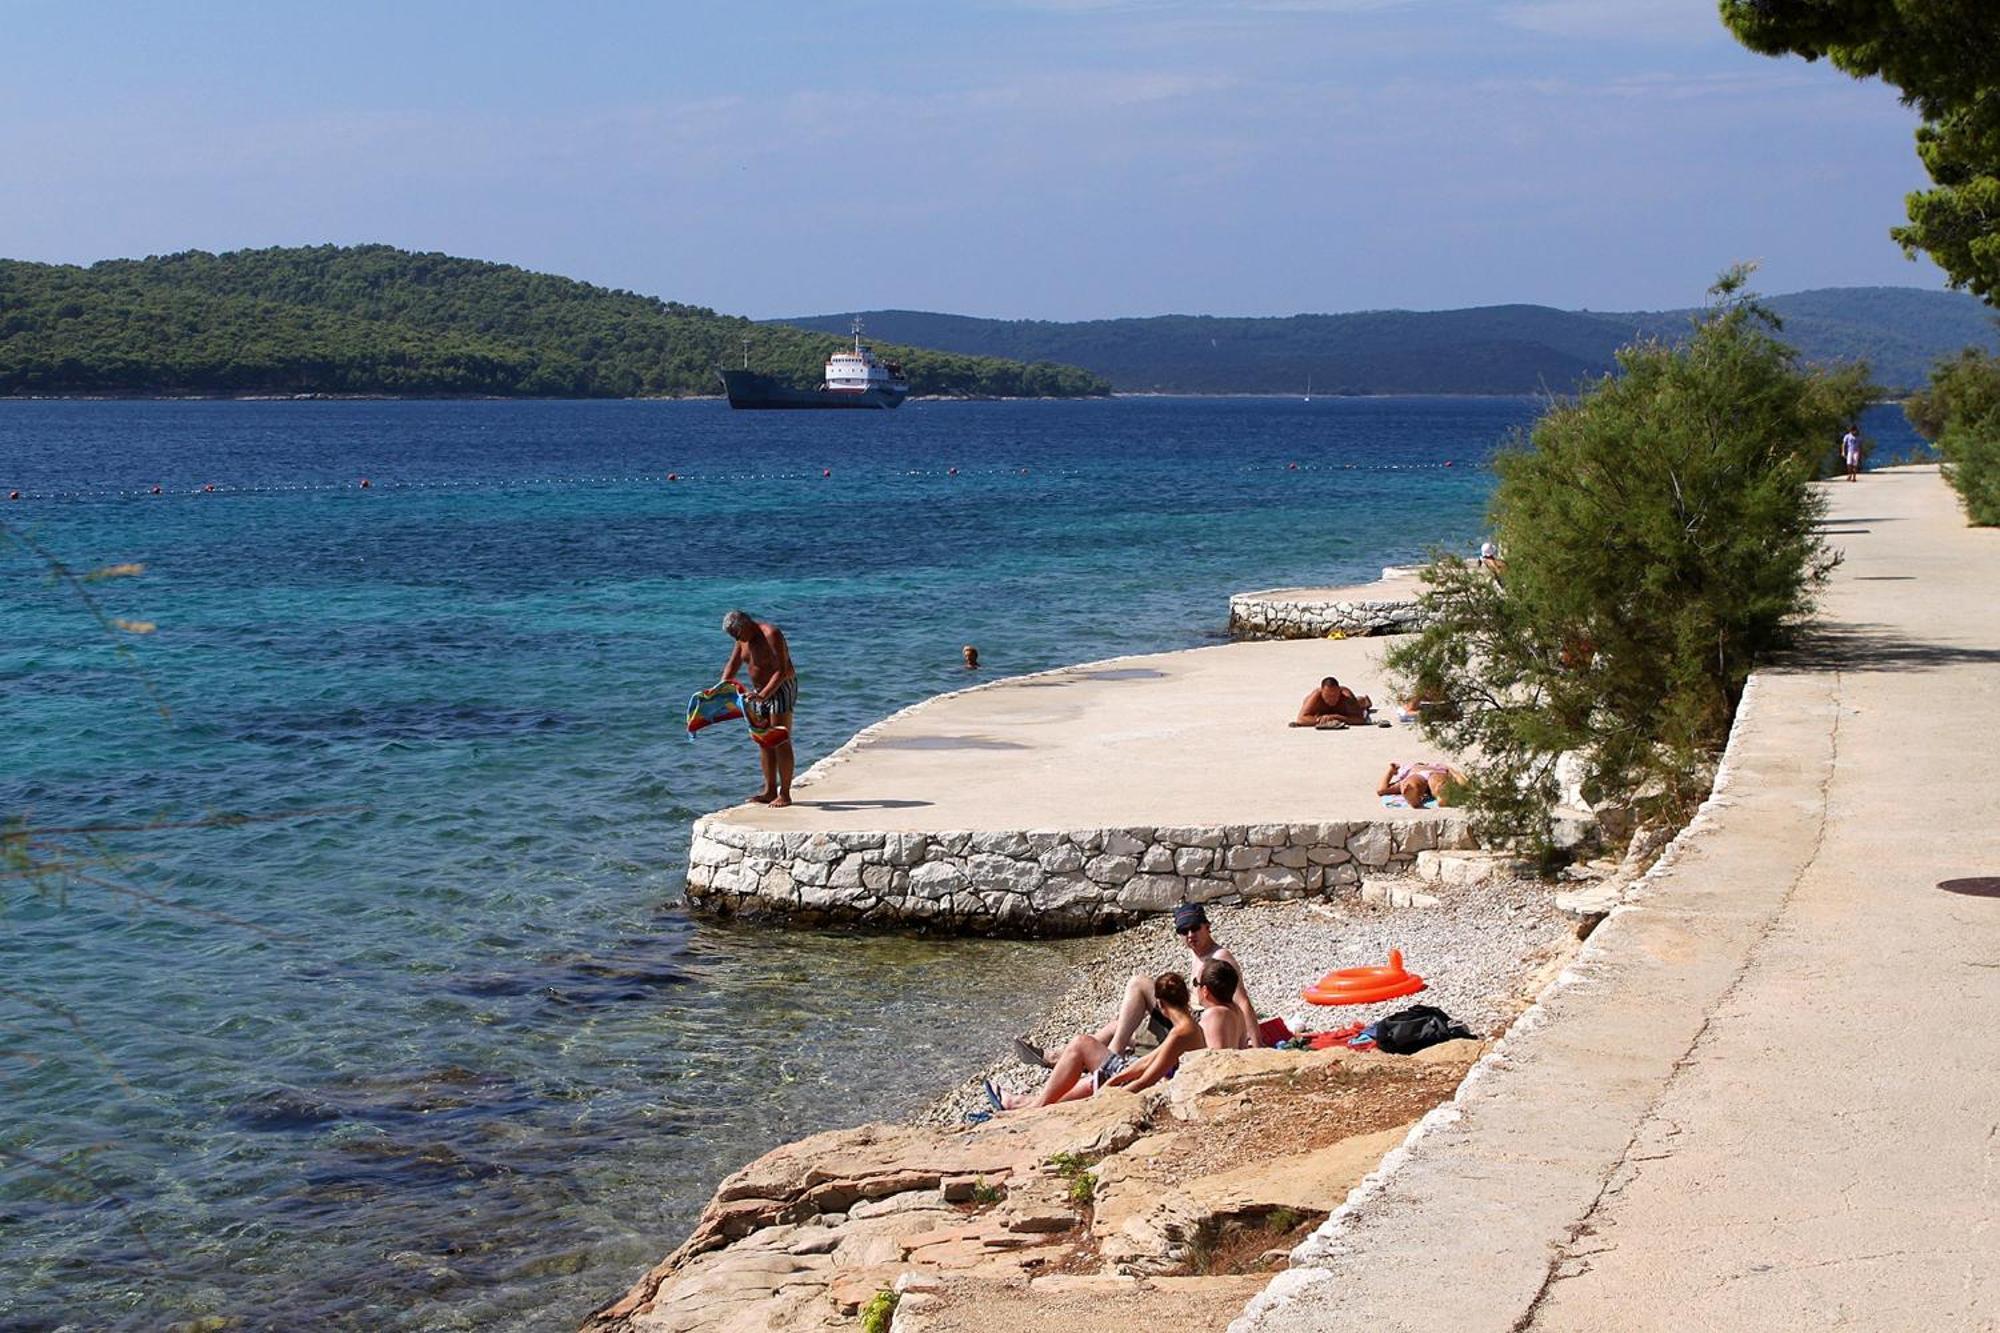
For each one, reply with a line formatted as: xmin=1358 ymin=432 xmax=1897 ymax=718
xmin=791 ymin=798 xmax=934 ymax=811
xmin=1812 ymin=516 xmax=1900 ymax=525
xmin=1785 ymin=622 xmax=2000 ymax=673
xmin=872 ymin=735 xmax=1027 ymax=751
xmin=1014 ymin=666 xmax=1169 ymax=688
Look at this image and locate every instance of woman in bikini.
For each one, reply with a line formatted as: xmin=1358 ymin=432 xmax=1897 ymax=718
xmin=1377 ymin=759 xmax=1467 ymax=808
xmin=996 ymin=962 xmax=1243 ymax=1111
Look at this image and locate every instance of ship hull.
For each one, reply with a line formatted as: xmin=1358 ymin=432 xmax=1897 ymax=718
xmin=719 ymin=370 xmax=908 ymax=410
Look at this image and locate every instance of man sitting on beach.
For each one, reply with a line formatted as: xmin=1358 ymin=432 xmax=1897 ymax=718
xmin=1015 ymin=903 xmax=1261 ymax=1069
xmin=1291 ymin=676 xmax=1372 ymax=728
xmin=718 ymin=609 xmax=798 ymax=808
xmin=994 ymin=959 xmax=1247 ymax=1111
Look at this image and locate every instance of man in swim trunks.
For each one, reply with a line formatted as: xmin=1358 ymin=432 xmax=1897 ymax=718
xmin=1292 ymin=676 xmax=1372 ymax=728
xmin=1015 ymin=902 xmax=1261 ymax=1067
xmin=719 ymin=609 xmax=798 ymax=808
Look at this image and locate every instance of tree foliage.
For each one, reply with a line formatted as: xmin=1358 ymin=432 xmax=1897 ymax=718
xmin=1721 ymin=1 xmax=2000 ymax=304
xmin=1386 ymin=271 xmax=1868 ymax=848
xmin=0 ymin=245 xmax=1110 ymax=399
xmin=1904 ymin=346 xmax=2000 ymax=523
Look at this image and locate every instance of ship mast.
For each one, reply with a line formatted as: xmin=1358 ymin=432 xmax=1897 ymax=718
xmin=850 ymin=316 xmax=865 ymax=355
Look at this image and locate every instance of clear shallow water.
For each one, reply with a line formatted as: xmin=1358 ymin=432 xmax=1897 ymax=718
xmin=0 ymin=397 xmax=1917 ymax=1329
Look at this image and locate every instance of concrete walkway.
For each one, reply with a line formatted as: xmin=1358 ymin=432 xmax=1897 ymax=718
xmin=708 ymin=636 xmax=1427 ymax=834
xmin=1237 ymin=466 xmax=2000 ymax=1331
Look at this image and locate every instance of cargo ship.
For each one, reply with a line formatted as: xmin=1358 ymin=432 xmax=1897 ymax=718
xmin=719 ymin=320 xmax=910 ymax=410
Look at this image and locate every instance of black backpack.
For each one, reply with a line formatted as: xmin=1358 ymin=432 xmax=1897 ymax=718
xmin=1373 ymin=1004 xmax=1475 ymax=1055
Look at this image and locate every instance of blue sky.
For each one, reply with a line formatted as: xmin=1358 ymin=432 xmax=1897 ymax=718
xmin=0 ymin=0 xmax=1943 ymax=319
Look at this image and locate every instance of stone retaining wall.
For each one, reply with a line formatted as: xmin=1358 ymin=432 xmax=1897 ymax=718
xmin=1227 ymin=588 xmax=1431 ymax=640
xmin=685 ymin=815 xmax=1478 ymax=936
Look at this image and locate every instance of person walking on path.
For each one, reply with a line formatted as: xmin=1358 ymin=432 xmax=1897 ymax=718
xmin=719 ymin=609 xmax=798 ymax=808
xmin=1842 ymin=425 xmax=1862 ymax=482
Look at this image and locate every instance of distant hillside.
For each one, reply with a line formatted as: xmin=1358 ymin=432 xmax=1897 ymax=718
xmin=0 ymin=246 xmax=1110 ymax=399
xmin=777 ymin=288 xmax=1999 ymax=395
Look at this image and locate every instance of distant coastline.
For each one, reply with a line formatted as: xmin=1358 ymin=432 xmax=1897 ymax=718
xmin=0 ymin=244 xmax=1111 ymax=402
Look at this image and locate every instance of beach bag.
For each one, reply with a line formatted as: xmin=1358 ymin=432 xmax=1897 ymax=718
xmin=1372 ymin=1004 xmax=1473 ymax=1055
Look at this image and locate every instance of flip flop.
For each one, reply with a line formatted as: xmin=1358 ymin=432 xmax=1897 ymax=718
xmin=1013 ymin=1037 xmax=1054 ymax=1069
xmin=964 ymin=1108 xmax=993 ymax=1125
xmin=983 ymin=1078 xmax=1006 ymax=1112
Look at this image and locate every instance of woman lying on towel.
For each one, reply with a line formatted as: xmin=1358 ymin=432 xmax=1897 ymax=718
xmin=1378 ymin=760 xmax=1468 ymax=808
xmin=993 ymin=962 xmax=1246 ymax=1112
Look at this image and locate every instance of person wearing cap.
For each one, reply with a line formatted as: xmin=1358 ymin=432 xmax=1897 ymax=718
xmin=1014 ymin=902 xmax=1261 ymax=1068
xmin=1479 ymin=540 xmax=1506 ymax=578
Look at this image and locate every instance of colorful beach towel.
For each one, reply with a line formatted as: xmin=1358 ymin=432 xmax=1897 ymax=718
xmin=741 ymin=693 xmax=791 ymax=751
xmin=686 ymin=682 xmax=792 ymax=750
xmin=1380 ymin=793 xmax=1439 ymax=810
xmin=686 ymin=682 xmax=747 ymax=738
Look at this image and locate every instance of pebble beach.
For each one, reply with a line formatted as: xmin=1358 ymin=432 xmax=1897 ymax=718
xmin=919 ymin=872 xmax=1577 ymax=1127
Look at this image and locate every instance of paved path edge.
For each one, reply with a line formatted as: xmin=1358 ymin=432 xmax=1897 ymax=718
xmin=1230 ymin=659 xmax=1841 ymax=1331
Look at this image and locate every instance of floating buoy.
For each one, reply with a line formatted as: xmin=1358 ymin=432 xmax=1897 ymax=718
xmin=203 ymin=483 xmax=216 ymax=493
xmin=947 ymin=467 xmax=958 ymax=476
xmin=1019 ymin=467 xmax=1030 ymax=476
xmin=1444 ymin=460 xmax=1455 ymax=468
xmin=667 ymin=472 xmax=680 ymax=482
xmin=6 ymin=490 xmax=18 ymax=501
xmin=822 ymin=468 xmax=831 ymax=478
xmin=1301 ymin=949 xmax=1426 ymax=1006
xmin=359 ymin=478 xmax=371 ymax=489
xmin=1288 ymin=462 xmax=1299 ymax=471
xmin=151 ymin=485 xmax=162 ymax=495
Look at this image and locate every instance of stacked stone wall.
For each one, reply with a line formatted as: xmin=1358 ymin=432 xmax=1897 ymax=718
xmin=685 ymin=816 xmax=1478 ymax=936
xmin=1227 ymin=589 xmax=1432 ymax=641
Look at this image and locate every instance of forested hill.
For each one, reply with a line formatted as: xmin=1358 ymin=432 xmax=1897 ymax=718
xmin=777 ymin=287 xmax=2000 ymax=395
xmin=0 ymin=246 xmax=1110 ymax=399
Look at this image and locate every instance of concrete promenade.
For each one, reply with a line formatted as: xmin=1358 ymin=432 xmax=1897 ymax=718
xmin=686 ymin=635 xmax=1482 ymax=932
xmin=706 ymin=636 xmax=1423 ymax=834
xmin=1237 ymin=466 xmax=2000 ymax=1331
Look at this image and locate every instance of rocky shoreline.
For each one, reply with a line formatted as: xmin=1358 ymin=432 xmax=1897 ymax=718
xmin=586 ymin=863 xmax=1593 ymax=1331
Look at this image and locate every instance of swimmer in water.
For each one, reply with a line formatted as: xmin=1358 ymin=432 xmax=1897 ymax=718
xmin=963 ymin=645 xmax=979 ymax=670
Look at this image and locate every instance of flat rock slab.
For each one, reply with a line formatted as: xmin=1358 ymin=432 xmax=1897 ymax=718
xmin=710 ymin=637 xmax=1441 ymax=834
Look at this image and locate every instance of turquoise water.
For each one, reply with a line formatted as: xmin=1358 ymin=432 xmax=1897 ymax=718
xmin=0 ymin=398 xmax=1917 ymax=1328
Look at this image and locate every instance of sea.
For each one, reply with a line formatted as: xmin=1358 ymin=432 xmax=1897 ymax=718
xmin=0 ymin=396 xmax=1920 ymax=1329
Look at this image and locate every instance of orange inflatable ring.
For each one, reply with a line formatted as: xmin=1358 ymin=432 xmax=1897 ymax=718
xmin=1300 ymin=949 xmax=1426 ymax=1006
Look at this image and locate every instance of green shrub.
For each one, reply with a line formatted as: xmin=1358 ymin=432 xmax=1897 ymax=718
xmin=859 ymin=1288 xmax=898 ymax=1333
xmin=1906 ymin=347 xmax=2000 ymax=525
xmin=1047 ymin=1152 xmax=1097 ymax=1208
xmin=1387 ymin=269 xmax=1861 ymax=848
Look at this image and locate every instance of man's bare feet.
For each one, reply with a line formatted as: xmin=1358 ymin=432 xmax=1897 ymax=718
xmin=748 ymin=792 xmax=776 ymax=804
xmin=770 ymin=794 xmax=792 ymax=808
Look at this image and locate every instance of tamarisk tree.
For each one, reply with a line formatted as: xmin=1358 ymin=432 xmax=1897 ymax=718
xmin=1721 ymin=1 xmax=2000 ymax=304
xmin=1387 ymin=269 xmax=1871 ymax=850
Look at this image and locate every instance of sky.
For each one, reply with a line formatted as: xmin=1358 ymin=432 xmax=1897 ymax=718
xmin=0 ymin=0 xmax=1947 ymax=320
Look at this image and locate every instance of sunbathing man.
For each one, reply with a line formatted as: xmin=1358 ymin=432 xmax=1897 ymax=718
xmin=1291 ymin=676 xmax=1372 ymax=728
xmin=718 ymin=609 xmax=798 ymax=808
xmin=1015 ymin=903 xmax=1260 ymax=1069
xmin=995 ymin=961 xmax=1245 ymax=1111
xmin=1377 ymin=759 xmax=1467 ymax=808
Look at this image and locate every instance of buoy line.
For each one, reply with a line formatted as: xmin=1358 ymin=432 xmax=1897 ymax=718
xmin=0 ymin=459 xmax=1473 ymax=504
